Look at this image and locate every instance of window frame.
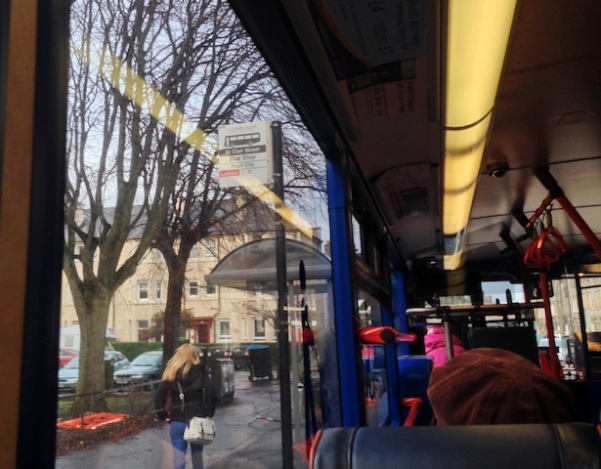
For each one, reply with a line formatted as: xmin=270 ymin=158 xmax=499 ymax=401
xmin=205 ymin=282 xmax=216 ymax=296
xmin=218 ymin=319 xmax=231 ymax=340
xmin=204 ymin=238 xmax=216 ymax=258
xmin=253 ymin=318 xmax=266 ymax=341
xmin=189 ymin=281 xmax=199 ymax=297
xmin=138 ymin=281 xmax=149 ymax=301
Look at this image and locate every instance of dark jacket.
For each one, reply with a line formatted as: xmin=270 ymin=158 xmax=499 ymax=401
xmin=154 ymin=364 xmax=218 ymax=423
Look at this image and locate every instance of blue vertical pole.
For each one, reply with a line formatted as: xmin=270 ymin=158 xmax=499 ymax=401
xmin=381 ymin=301 xmax=401 ymax=426
xmin=326 ymin=157 xmax=362 ymax=427
xmin=388 ymin=269 xmax=409 ymax=425
xmin=392 ymin=270 xmax=410 ymax=355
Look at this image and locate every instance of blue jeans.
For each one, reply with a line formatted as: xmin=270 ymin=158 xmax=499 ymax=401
xmin=169 ymin=421 xmax=204 ymax=469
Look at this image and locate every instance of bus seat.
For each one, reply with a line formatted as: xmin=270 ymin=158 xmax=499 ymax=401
xmin=397 ymin=355 xmax=433 ymax=425
xmin=467 ymin=326 xmax=539 ymax=365
xmin=309 ymin=423 xmax=601 ymax=469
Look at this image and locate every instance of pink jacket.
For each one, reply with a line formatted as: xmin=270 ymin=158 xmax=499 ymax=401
xmin=424 ymin=328 xmax=465 ymax=368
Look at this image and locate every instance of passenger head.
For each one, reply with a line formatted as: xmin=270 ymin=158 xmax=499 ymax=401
xmin=427 ymin=348 xmax=579 ymax=425
xmin=162 ymin=343 xmax=201 ymax=381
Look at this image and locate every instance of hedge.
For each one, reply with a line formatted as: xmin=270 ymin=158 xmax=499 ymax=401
xmin=112 ymin=341 xmax=278 ymax=364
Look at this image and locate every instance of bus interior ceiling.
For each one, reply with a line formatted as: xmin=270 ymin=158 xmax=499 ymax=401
xmin=229 ymin=0 xmax=601 ymax=295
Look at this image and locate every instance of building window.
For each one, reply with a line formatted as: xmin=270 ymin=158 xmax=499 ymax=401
xmin=189 ymin=281 xmax=199 ymax=297
xmin=156 ymin=280 xmax=162 ymax=300
xmin=189 ymin=245 xmax=199 ymax=259
xmin=138 ymin=281 xmax=149 ymax=300
xmin=153 ymin=249 xmax=163 ymax=262
xmin=204 ymin=238 xmax=216 ymax=258
xmin=137 ymin=320 xmax=149 ymax=342
xmin=254 ymin=318 xmax=266 ymax=341
xmin=206 ymin=282 xmax=216 ymax=296
xmin=218 ymin=320 xmax=231 ymax=340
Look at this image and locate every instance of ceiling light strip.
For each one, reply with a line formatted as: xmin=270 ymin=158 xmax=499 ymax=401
xmin=442 ymin=0 xmax=517 ymax=270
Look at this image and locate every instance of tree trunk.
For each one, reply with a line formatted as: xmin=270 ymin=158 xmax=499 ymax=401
xmin=73 ymin=291 xmax=111 ymax=413
xmin=163 ymin=259 xmax=186 ymax=367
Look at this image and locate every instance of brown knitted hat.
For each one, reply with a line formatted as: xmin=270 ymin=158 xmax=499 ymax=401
xmin=427 ymin=348 xmax=579 ymax=425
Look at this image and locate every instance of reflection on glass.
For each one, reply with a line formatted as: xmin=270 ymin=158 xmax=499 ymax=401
xmin=357 ymin=289 xmax=388 ymax=427
xmin=352 ymin=214 xmax=362 ymax=256
xmin=60 ymin=0 xmax=329 ymax=466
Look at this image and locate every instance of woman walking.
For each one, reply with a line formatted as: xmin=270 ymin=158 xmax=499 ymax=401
xmin=155 ymin=344 xmax=218 ymax=469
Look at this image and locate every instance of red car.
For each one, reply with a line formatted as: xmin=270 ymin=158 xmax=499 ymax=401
xmin=59 ymin=348 xmax=78 ymax=368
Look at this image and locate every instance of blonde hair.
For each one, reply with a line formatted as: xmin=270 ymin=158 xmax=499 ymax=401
xmin=162 ymin=343 xmax=201 ymax=381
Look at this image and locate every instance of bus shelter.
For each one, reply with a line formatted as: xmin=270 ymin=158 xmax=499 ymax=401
xmin=205 ymin=238 xmax=336 ymax=463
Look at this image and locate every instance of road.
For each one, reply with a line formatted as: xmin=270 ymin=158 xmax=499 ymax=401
xmin=55 ymin=370 xmax=307 ymax=469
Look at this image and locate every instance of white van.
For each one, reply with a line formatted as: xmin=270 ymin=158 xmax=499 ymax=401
xmin=59 ymin=325 xmax=117 ymax=351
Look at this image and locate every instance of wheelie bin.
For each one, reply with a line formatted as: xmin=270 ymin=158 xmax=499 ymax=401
xmin=246 ymin=344 xmax=273 ymax=380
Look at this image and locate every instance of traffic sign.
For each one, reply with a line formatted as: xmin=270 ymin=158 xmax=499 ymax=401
xmin=217 ymin=121 xmax=274 ymax=188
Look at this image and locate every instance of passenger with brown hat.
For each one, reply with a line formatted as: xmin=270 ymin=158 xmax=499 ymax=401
xmin=427 ymin=347 xmax=579 ymax=425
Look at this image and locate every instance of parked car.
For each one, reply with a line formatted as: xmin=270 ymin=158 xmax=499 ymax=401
xmin=104 ymin=350 xmax=130 ymax=371
xmin=113 ymin=350 xmax=163 ymax=390
xmin=58 ymin=351 xmax=129 ymax=393
xmin=58 ymin=348 xmax=78 ymax=368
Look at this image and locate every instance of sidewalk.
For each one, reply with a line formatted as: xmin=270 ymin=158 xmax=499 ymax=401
xmin=55 ymin=422 xmax=286 ymax=469
xmin=55 ymin=371 xmax=305 ymax=468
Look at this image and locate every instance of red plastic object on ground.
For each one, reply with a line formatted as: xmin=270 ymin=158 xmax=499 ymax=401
xmin=57 ymin=412 xmax=129 ymax=430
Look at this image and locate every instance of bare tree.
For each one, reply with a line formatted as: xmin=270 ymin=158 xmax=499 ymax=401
xmin=149 ymin=1 xmax=327 ymax=365
xmin=64 ymin=0 xmax=326 ymax=410
xmin=64 ymin=0 xmax=217 ymax=409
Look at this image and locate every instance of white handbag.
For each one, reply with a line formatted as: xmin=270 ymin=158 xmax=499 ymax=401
xmin=183 ymin=416 xmax=216 ymax=445
xmin=176 ymin=381 xmax=216 ymax=445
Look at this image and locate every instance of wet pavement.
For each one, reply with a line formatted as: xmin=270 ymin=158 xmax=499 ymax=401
xmin=55 ymin=371 xmax=304 ymax=469
xmin=55 ymin=420 xmax=284 ymax=469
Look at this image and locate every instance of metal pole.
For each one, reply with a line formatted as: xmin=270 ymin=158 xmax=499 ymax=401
xmin=539 ymin=270 xmax=561 ymax=379
xmin=442 ymin=309 xmax=455 ymax=362
xmin=272 ymin=121 xmax=293 ymax=469
xmin=288 ymin=282 xmax=302 ymax=447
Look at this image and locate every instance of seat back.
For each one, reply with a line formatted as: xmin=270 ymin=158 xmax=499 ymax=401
xmin=310 ymin=423 xmax=601 ymax=469
xmin=468 ymin=326 xmax=539 ymax=365
xmin=397 ymin=355 xmax=433 ymax=425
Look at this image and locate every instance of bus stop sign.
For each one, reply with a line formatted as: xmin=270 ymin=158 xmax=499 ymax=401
xmin=217 ymin=121 xmax=274 ymax=188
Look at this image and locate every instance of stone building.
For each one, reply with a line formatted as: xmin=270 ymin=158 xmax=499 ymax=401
xmin=60 ymin=225 xmax=325 ymax=345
